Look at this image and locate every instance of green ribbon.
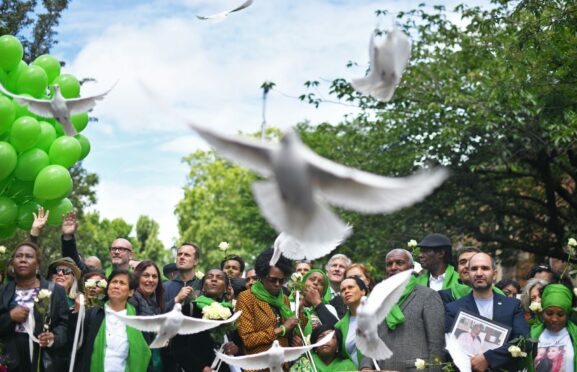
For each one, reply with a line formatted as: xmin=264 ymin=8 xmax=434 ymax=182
xmin=335 ymin=311 xmax=363 ymax=366
xmin=251 ymin=280 xmax=294 ymax=320
xmin=385 ymin=275 xmax=417 ymax=330
xmin=90 ymin=302 xmax=151 ymax=372
xmin=193 ymin=295 xmax=234 ymax=310
xmin=415 ymin=265 xmax=474 ymax=300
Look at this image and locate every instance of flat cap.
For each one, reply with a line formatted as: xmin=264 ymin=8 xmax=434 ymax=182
xmin=418 ymin=233 xmax=451 ymax=248
xmin=163 ymin=262 xmax=177 ymax=276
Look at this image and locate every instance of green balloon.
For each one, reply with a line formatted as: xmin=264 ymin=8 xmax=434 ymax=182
xmin=17 ymin=200 xmax=41 ymax=230
xmin=51 ymin=119 xmax=65 ymax=136
xmin=75 ymin=134 xmax=91 ymax=160
xmin=5 ymin=61 xmax=27 ymax=92
xmin=0 ymin=68 xmax=7 ymax=85
xmin=12 ymin=94 xmax=37 ymax=118
xmin=52 ymin=74 xmax=80 ymax=98
xmin=36 ymin=121 xmax=57 ymax=151
xmin=44 ymin=197 xmax=73 ymax=225
xmin=14 ymin=148 xmax=49 ymax=181
xmin=0 ymin=196 xmax=17 ymax=226
xmin=49 ymin=136 xmax=81 ymax=168
xmin=7 ymin=178 xmax=34 ymax=202
xmin=0 ymin=224 xmax=16 ymax=239
xmin=17 ymin=65 xmax=48 ymax=98
xmin=0 ymin=141 xmax=17 ymax=180
xmin=0 ymin=35 xmax=23 ymax=72
xmin=32 ymin=54 xmax=61 ymax=83
xmin=71 ymin=112 xmax=89 ymax=132
xmin=33 ymin=164 xmax=72 ymax=200
xmin=0 ymin=96 xmax=15 ymax=134
xmin=10 ymin=116 xmax=40 ymax=152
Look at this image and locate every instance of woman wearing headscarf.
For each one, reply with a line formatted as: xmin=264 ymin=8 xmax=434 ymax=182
xmin=235 ymin=248 xmax=307 ymax=372
xmin=334 ymin=275 xmax=368 ymax=368
xmin=290 ymin=325 xmax=356 ymax=372
xmin=523 ymin=283 xmax=577 ymax=371
xmin=0 ymin=241 xmax=69 ymax=371
xmin=300 ymin=269 xmax=339 ymax=335
xmin=73 ymin=269 xmax=150 ymax=372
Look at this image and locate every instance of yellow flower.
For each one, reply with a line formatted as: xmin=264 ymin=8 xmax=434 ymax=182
xmin=407 ymin=239 xmax=418 ymax=248
xmin=219 ymin=241 xmax=230 ymax=251
xmin=529 ymin=302 xmax=542 ymax=313
xmin=414 ymin=358 xmax=426 ymax=369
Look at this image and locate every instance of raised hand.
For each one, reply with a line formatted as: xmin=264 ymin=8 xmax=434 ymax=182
xmin=31 ymin=207 xmax=50 ymax=238
xmin=62 ymin=211 xmax=78 ymax=238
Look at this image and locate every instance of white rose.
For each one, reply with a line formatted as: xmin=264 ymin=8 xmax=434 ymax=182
xmin=0 ymin=245 xmax=6 ymax=254
xmin=38 ymin=289 xmax=52 ymax=300
xmin=574 ymin=288 xmax=577 ymax=298
xmin=407 ymin=239 xmax=418 ymax=248
xmin=508 ymin=345 xmax=523 ymax=357
xmin=529 ymin=302 xmax=542 ymax=313
xmin=569 ymin=238 xmax=577 ymax=247
xmin=218 ymin=306 xmax=232 ymax=319
xmin=219 ymin=242 xmax=230 ymax=251
xmin=202 ymin=302 xmax=229 ymax=320
xmin=291 ymin=272 xmax=303 ymax=282
xmin=85 ymin=279 xmax=97 ymax=289
xmin=98 ymin=280 xmax=107 ymax=288
xmin=414 ymin=358 xmax=426 ymax=369
xmin=196 ymin=271 xmax=205 ymax=280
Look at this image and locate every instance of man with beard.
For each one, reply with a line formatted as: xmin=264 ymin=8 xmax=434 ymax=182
xmin=438 ymin=247 xmax=481 ymax=305
xmin=445 ymin=253 xmax=528 ymax=371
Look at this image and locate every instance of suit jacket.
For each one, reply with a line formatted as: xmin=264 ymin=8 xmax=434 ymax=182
xmin=0 ymin=278 xmax=69 ymax=371
xmin=360 ymin=285 xmax=445 ymax=371
xmin=445 ymin=291 xmax=529 ymax=371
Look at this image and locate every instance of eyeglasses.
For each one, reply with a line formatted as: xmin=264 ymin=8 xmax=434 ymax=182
xmin=110 ymin=247 xmax=132 ymax=253
xmin=54 ymin=267 xmax=73 ymax=276
xmin=265 ymin=276 xmax=287 ymax=285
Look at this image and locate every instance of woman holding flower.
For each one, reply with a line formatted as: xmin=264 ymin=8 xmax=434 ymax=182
xmin=522 ymin=283 xmax=577 ymax=372
xmin=236 ymin=248 xmax=307 ymax=372
xmin=73 ymin=269 xmax=150 ymax=372
xmin=0 ymin=241 xmax=69 ymax=371
xmin=171 ymin=268 xmax=240 ymax=372
xmin=83 ymin=270 xmax=107 ymax=306
xmin=521 ymin=278 xmax=549 ymax=321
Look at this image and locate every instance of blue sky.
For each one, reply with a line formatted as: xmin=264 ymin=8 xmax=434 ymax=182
xmin=49 ymin=0 xmax=483 ymax=248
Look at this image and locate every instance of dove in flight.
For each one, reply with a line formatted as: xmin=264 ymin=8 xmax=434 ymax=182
xmin=269 ymin=232 xmax=346 ymax=266
xmin=351 ymin=26 xmax=411 ymax=102
xmin=113 ymin=302 xmax=241 ymax=348
xmin=445 ymin=333 xmax=472 ymax=372
xmin=356 ymin=269 xmax=413 ymax=359
xmin=215 ymin=331 xmax=334 ymax=372
xmin=0 ymin=82 xmax=115 ymax=136
xmin=187 ymin=124 xmax=449 ymax=245
xmin=197 ymin=0 xmax=254 ymax=20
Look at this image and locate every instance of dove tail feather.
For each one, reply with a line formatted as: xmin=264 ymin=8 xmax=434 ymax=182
xmin=351 ymin=77 xmax=374 ymax=95
xmin=270 ymin=244 xmax=282 ymax=266
xmin=356 ymin=336 xmax=392 ymax=360
xmin=252 ymin=180 xmax=351 ymax=244
xmin=149 ymin=335 xmax=169 ymax=349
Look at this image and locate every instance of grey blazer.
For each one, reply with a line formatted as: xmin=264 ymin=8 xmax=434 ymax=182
xmin=360 ymin=284 xmax=445 ymax=371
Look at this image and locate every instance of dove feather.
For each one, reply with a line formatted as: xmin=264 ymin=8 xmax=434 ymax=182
xmin=282 ymin=331 xmax=334 ymax=361
xmin=274 ymin=233 xmax=345 ymax=262
xmin=364 ymin=269 xmax=413 ymax=321
xmin=197 ymin=0 xmax=254 ymax=20
xmin=112 ymin=312 xmax=167 ymax=332
xmin=214 ymin=350 xmax=275 ymax=370
xmin=445 ymin=333 xmax=472 ymax=372
xmin=179 ymin=310 xmax=241 ymax=334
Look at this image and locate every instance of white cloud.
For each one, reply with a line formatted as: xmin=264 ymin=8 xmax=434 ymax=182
xmin=157 ymin=135 xmax=210 ymax=154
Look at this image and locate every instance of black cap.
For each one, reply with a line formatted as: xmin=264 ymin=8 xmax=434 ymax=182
xmin=163 ymin=263 xmax=177 ymax=276
xmin=418 ymin=233 xmax=452 ymax=249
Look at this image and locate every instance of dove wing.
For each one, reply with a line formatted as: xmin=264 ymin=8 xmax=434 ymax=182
xmin=215 ymin=349 xmax=272 ymax=370
xmin=188 ymin=123 xmax=274 ymax=177
xmin=66 ymin=83 xmax=116 ymax=115
xmin=364 ymin=270 xmax=413 ymax=322
xmin=445 ymin=333 xmax=472 ymax=372
xmin=179 ymin=310 xmax=242 ymax=335
xmin=390 ymin=28 xmax=412 ymax=76
xmin=0 ymin=83 xmax=55 ymax=117
xmin=302 ymin=145 xmax=449 ymax=213
xmin=197 ymin=0 xmax=253 ymax=19
xmin=275 ymin=232 xmax=343 ymax=261
xmin=283 ymin=331 xmax=335 ymax=361
xmin=113 ymin=312 xmax=166 ymax=332
xmin=351 ymin=32 xmax=380 ymax=95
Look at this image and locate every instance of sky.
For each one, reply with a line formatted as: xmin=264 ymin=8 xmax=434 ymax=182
xmin=49 ymin=0 xmax=484 ymax=249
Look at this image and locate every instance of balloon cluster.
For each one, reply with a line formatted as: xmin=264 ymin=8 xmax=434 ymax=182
xmin=0 ymin=35 xmax=92 ymax=238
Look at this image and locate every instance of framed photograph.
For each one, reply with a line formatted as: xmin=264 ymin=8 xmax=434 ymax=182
xmin=449 ymin=310 xmax=512 ymax=356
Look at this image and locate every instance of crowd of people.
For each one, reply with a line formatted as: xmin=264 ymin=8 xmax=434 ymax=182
xmin=0 ymin=209 xmax=575 ymax=372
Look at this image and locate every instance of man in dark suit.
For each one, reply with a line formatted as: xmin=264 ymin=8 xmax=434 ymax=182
xmin=445 ymin=252 xmax=529 ymax=371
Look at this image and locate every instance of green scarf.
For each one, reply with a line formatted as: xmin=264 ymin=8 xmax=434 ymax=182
xmin=303 ymin=307 xmax=314 ymax=336
xmin=90 ymin=302 xmax=152 ymax=372
xmin=335 ymin=311 xmax=363 ymax=366
xmin=251 ymin=280 xmax=294 ymax=320
xmin=312 ymin=353 xmax=357 ymax=372
xmin=415 ymin=265 xmax=474 ymax=300
xmin=524 ymin=320 xmax=577 ymax=372
xmin=193 ymin=295 xmax=234 ymax=310
xmin=385 ymin=275 xmax=417 ymax=330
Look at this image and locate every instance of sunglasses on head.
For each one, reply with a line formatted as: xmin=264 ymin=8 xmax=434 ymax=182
xmin=54 ymin=267 xmax=73 ymax=275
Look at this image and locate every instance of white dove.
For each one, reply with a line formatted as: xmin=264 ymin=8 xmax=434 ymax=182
xmin=0 ymin=82 xmax=115 ymax=136
xmin=215 ymin=331 xmax=334 ymax=372
xmin=187 ymin=124 xmax=449 ymax=245
xmin=113 ymin=302 xmax=241 ymax=348
xmin=351 ymin=26 xmax=411 ymax=102
xmin=197 ymin=0 xmax=254 ymax=20
xmin=445 ymin=333 xmax=472 ymax=372
xmin=269 ymin=232 xmax=346 ymax=266
xmin=356 ymin=269 xmax=413 ymax=359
